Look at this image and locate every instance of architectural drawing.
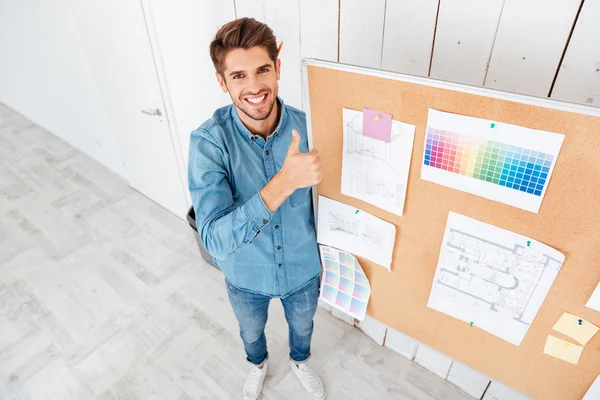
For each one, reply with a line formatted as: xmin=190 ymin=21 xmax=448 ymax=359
xmin=436 ymin=228 xmax=561 ymax=323
xmin=428 ymin=212 xmax=565 ymax=346
xmin=341 ymin=108 xmax=415 ymax=216
xmin=328 ymin=212 xmax=390 ymax=249
xmin=317 ymin=196 xmax=396 ymax=271
xmin=345 ymin=114 xmax=395 ymax=165
xmin=349 ymin=169 xmax=402 ymax=207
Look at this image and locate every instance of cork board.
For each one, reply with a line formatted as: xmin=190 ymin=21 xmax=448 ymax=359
xmin=303 ymin=60 xmax=600 ymax=400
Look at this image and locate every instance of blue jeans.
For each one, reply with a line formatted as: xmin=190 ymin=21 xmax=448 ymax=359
xmin=225 ymin=276 xmax=319 ymax=367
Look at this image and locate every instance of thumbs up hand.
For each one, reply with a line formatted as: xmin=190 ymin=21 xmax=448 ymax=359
xmin=280 ymin=129 xmax=322 ymax=195
xmin=259 ymin=129 xmax=322 ymax=212
xmin=286 ymin=128 xmax=302 ymax=156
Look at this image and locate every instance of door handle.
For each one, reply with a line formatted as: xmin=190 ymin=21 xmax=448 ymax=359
xmin=141 ymin=108 xmax=162 ymax=116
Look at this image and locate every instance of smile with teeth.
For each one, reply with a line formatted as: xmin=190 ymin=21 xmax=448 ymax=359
xmin=245 ymin=93 xmax=267 ymax=105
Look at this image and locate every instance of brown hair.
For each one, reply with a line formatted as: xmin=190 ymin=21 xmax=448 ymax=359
xmin=210 ymin=18 xmax=278 ymax=76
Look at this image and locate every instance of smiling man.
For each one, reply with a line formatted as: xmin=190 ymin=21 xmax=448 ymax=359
xmin=188 ymin=18 xmax=326 ymax=400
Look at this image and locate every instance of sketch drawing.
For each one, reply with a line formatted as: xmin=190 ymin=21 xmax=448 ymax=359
xmin=328 ymin=212 xmax=389 ymax=249
xmin=349 ymin=170 xmax=402 ymax=206
xmin=345 ymin=114 xmax=395 ymax=164
xmin=341 ymin=108 xmax=415 ymax=216
xmin=328 ymin=212 xmax=360 ymax=235
xmin=317 ymin=196 xmax=396 ymax=271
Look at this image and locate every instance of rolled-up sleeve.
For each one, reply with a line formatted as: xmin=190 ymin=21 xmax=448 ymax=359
xmin=188 ymin=130 xmax=272 ymax=260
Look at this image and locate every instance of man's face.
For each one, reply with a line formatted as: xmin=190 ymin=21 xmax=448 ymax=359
xmin=216 ymin=47 xmax=280 ymax=121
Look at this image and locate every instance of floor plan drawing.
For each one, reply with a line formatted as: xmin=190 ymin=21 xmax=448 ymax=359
xmin=428 ymin=212 xmax=565 ymax=346
xmin=317 ymin=196 xmax=396 ymax=271
xmin=341 ymin=108 xmax=415 ymax=216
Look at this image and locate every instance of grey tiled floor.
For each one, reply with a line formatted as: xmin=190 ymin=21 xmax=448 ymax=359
xmin=0 ymin=103 xmax=474 ymax=400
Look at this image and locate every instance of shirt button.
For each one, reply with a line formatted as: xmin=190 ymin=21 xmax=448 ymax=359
xmin=277 ymin=245 xmax=281 ymax=250
xmin=251 ymin=136 xmax=257 ymax=140
xmin=265 ymin=150 xmax=270 ymax=156
xmin=278 ymin=263 xmax=282 ymax=268
xmin=274 ymin=225 xmax=279 ymax=229
xmin=263 ymin=219 xmax=268 ymax=224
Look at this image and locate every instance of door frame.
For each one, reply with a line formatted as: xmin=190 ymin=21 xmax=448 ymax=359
xmin=140 ymin=0 xmax=191 ymax=209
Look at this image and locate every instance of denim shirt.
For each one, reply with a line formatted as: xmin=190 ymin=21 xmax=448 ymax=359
xmin=188 ymin=99 xmax=321 ymax=297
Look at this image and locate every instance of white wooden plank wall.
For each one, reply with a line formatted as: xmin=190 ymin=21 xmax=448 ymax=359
xmin=484 ymin=0 xmax=581 ymax=97
xmin=299 ymin=0 xmax=339 ymax=63
xmin=552 ymin=0 xmax=600 ymax=106
xmin=147 ymin=0 xmax=600 ymax=110
xmin=338 ymin=0 xmax=386 ymax=69
xmin=429 ymin=0 xmax=504 ymax=86
xmin=6 ymin=0 xmax=597 ymax=209
xmin=380 ymin=0 xmax=439 ymax=76
xmin=152 ymin=0 xmax=598 ymax=195
xmin=446 ymin=362 xmax=491 ymax=398
xmin=235 ymin=0 xmax=303 ymax=110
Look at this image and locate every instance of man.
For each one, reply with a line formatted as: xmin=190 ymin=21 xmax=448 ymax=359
xmin=188 ymin=18 xmax=327 ymax=400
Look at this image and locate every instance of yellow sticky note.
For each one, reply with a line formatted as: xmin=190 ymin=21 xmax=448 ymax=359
xmin=553 ymin=312 xmax=599 ymax=345
xmin=543 ymin=335 xmax=583 ymax=365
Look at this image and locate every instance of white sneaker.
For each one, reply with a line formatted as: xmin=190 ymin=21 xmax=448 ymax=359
xmin=290 ymin=361 xmax=327 ymax=400
xmin=242 ymin=361 xmax=268 ymax=400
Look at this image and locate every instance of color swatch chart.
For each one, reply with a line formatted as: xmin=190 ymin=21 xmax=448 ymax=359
xmin=319 ymin=245 xmax=370 ymax=320
xmin=424 ymin=128 xmax=553 ymax=196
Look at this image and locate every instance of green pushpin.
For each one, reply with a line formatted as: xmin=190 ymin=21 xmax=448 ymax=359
xmin=491 ymin=123 xmax=496 ymax=128
xmin=355 ymin=210 xmax=359 ymax=214
xmin=527 ymin=241 xmax=531 ymax=247
xmin=469 ymin=322 xmax=474 ymax=327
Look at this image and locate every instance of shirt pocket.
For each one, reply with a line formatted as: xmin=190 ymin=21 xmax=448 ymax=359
xmin=290 ymin=187 xmax=310 ymax=207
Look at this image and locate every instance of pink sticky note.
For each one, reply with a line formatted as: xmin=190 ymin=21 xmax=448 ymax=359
xmin=362 ymin=108 xmax=392 ymax=142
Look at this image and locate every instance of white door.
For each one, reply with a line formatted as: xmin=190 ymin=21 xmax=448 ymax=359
xmin=71 ymin=0 xmax=188 ymax=218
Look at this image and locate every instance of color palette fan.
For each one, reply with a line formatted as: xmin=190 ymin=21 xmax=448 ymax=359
xmin=318 ymin=245 xmax=370 ymax=320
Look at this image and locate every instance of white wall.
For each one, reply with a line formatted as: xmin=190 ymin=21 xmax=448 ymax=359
xmin=381 ymin=0 xmax=438 ymax=76
xmin=299 ymin=0 xmax=339 ymax=62
xmin=0 ymin=0 xmax=124 ymax=176
xmin=3 ymin=0 xmax=597 ymax=199
xmin=339 ymin=0 xmax=386 ymax=69
xmin=552 ymin=0 xmax=600 ymax=106
xmin=429 ymin=0 xmax=504 ymax=86
xmin=484 ymin=0 xmax=581 ymax=96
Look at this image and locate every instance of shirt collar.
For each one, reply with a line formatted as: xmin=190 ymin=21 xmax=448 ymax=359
xmin=231 ymin=96 xmax=287 ymax=142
